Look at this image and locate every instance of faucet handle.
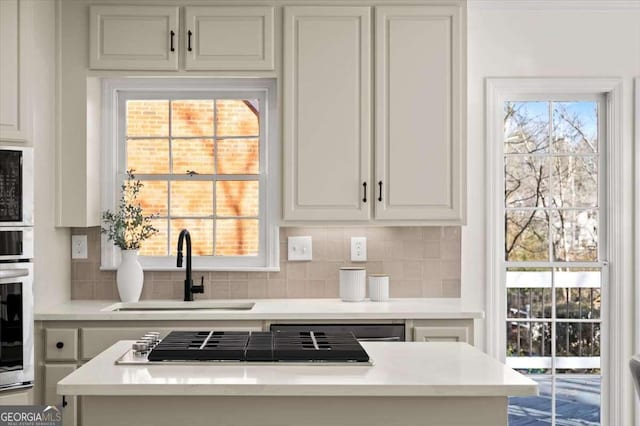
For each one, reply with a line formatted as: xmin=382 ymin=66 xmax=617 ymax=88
xmin=194 ymin=276 xmax=205 ymax=294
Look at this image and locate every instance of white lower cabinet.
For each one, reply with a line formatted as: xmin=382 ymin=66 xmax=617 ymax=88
xmin=36 ymin=318 xmax=473 ymax=425
xmin=44 ymin=364 xmax=77 ymax=426
xmin=0 ymin=387 xmax=33 ymax=405
xmin=36 ymin=322 xmax=263 ymax=425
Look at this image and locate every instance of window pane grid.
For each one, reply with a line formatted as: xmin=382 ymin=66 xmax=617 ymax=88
xmin=133 ymin=175 xmax=260 ymax=181
xmin=508 ymin=318 xmax=601 ymax=324
xmin=127 ymin=134 xmax=259 ymax=140
xmin=126 ymin=98 xmax=261 ymax=257
xmin=212 ymin=99 xmax=218 ymax=254
xmin=504 ymin=100 xmax=602 ymax=426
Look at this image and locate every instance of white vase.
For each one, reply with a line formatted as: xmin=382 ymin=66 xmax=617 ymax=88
xmin=116 ymin=250 xmax=144 ymax=302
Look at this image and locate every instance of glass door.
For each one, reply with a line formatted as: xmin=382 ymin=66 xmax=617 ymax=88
xmin=502 ymin=99 xmax=605 ymax=426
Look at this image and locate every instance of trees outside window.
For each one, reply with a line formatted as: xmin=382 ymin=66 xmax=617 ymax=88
xmin=503 ymin=100 xmax=604 ymax=426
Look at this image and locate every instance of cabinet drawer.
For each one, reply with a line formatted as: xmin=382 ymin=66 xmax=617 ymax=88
xmin=413 ymin=326 xmax=470 ymax=344
xmin=45 ymin=329 xmax=78 ymax=361
xmin=0 ymin=387 xmax=33 ymax=405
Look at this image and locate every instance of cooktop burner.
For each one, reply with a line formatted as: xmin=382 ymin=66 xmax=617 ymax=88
xmin=145 ymin=331 xmax=370 ymax=363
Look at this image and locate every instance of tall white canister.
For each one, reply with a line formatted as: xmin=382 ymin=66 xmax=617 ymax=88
xmin=339 ymin=267 xmax=366 ymax=302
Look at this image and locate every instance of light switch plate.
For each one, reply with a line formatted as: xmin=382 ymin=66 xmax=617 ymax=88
xmin=351 ymin=237 xmax=367 ymax=262
xmin=288 ymin=236 xmax=312 ymax=261
xmin=71 ymin=235 xmax=88 ymax=259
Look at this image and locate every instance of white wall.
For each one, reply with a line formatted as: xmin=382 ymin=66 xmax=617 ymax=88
xmin=464 ymin=1 xmax=640 ymax=424
xmin=32 ymin=0 xmax=71 ymax=306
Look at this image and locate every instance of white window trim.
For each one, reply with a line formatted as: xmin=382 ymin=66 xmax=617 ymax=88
xmin=635 ymin=76 xmax=640 ymax=426
xmin=485 ymin=78 xmax=626 ymax=426
xmin=100 ymin=78 xmax=280 ymax=272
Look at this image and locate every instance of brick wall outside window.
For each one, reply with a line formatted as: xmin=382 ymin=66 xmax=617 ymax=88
xmin=126 ymin=99 xmax=260 ymax=257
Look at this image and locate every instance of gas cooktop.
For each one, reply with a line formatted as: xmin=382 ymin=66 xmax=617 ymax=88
xmin=116 ymin=331 xmax=372 ymax=365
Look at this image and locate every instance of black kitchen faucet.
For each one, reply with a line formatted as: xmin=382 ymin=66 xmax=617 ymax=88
xmin=176 ymin=229 xmax=204 ymax=301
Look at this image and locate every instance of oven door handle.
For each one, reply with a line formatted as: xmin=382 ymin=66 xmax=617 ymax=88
xmin=0 ymin=269 xmax=29 ymax=279
xmin=356 ymin=337 xmax=402 ymax=342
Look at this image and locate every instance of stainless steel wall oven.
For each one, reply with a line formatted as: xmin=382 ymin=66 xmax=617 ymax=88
xmin=0 ymin=146 xmax=34 ymax=390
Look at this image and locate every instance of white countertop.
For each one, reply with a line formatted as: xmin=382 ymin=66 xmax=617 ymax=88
xmin=35 ymin=298 xmax=484 ymax=321
xmin=57 ymin=340 xmax=536 ymax=398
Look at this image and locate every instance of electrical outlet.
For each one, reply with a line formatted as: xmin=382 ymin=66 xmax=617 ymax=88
xmin=351 ymin=237 xmax=367 ymax=262
xmin=288 ymin=236 xmax=312 ymax=261
xmin=71 ymin=235 xmax=88 ymax=259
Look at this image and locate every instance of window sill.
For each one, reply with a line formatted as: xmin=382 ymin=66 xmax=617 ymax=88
xmin=100 ymin=266 xmax=280 ymax=272
xmin=99 ymin=266 xmax=281 ymax=273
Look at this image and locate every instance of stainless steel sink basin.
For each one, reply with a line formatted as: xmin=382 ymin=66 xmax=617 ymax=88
xmin=104 ymin=301 xmax=255 ymax=312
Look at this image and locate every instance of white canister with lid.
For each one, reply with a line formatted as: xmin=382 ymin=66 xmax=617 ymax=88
xmin=368 ymin=274 xmax=389 ymax=302
xmin=339 ymin=267 xmax=366 ymax=302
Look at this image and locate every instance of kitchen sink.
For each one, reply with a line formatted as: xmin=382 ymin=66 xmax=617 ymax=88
xmin=104 ymin=301 xmax=255 ymax=312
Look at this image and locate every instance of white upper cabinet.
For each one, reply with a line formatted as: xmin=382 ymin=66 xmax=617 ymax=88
xmin=184 ymin=6 xmax=274 ymax=70
xmin=89 ymin=5 xmax=179 ymax=70
xmin=0 ymin=0 xmax=31 ymax=142
xmin=283 ymin=7 xmax=371 ymax=221
xmin=374 ymin=6 xmax=466 ymax=223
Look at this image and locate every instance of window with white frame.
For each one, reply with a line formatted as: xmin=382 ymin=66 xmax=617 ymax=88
xmin=501 ymin=97 xmax=606 ymax=426
xmin=101 ymin=79 xmax=278 ymax=270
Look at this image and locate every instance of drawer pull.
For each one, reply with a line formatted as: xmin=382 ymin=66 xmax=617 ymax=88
xmin=56 ymin=342 xmax=64 ymax=349
xmin=187 ymin=30 xmax=193 ymax=52
xmin=378 ymin=181 xmax=383 ymax=202
xmin=362 ymin=182 xmax=367 ymax=203
xmin=170 ymin=30 xmax=175 ymax=52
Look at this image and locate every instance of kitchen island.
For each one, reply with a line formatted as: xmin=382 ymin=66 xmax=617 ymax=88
xmin=57 ymin=340 xmax=536 ymax=426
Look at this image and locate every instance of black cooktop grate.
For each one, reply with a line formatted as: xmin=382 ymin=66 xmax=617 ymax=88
xmin=147 ymin=331 xmax=370 ymax=363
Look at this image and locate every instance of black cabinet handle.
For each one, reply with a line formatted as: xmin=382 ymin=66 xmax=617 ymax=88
xmin=187 ymin=30 xmax=193 ymax=52
xmin=362 ymin=182 xmax=367 ymax=203
xmin=378 ymin=181 xmax=383 ymax=202
xmin=170 ymin=30 xmax=175 ymax=52
xmin=56 ymin=341 xmax=64 ymax=349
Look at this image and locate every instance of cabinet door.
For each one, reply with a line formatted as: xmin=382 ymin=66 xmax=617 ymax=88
xmin=89 ymin=5 xmax=179 ymax=70
xmin=413 ymin=326 xmax=470 ymax=344
xmin=375 ymin=6 xmax=466 ymax=223
xmin=283 ymin=7 xmax=371 ymax=221
xmin=0 ymin=0 xmax=30 ymax=141
xmin=44 ymin=364 xmax=77 ymax=426
xmin=184 ymin=6 xmax=274 ymax=70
